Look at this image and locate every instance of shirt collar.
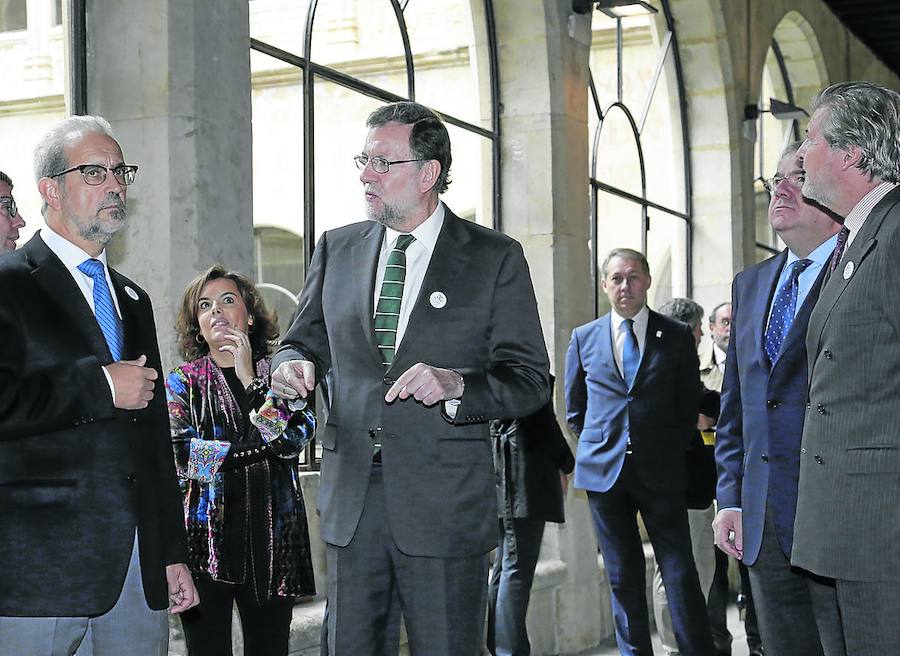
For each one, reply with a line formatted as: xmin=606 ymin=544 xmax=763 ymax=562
xmin=785 ymin=231 xmax=839 ymax=268
xmin=610 ymin=304 xmax=649 ymax=333
xmin=713 ymin=342 xmax=727 ymax=365
xmin=384 ymin=201 xmax=445 ymax=254
xmin=39 ymin=226 xmax=109 ymax=270
xmin=844 ymin=181 xmax=898 ymax=238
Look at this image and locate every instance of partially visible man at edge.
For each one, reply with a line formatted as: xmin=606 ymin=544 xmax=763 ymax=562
xmin=714 ymin=141 xmax=840 ymax=656
xmin=792 ymin=81 xmax=900 ymax=654
xmin=0 ymin=115 xmax=197 ymax=656
xmin=0 ymin=170 xmax=27 ymax=252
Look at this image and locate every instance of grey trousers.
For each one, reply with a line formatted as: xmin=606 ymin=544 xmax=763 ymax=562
xmin=0 ymin=533 xmax=168 ymax=656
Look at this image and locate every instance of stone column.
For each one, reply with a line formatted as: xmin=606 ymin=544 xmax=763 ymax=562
xmin=494 ymin=1 xmax=603 ymax=652
xmin=86 ymin=0 xmax=253 ymax=367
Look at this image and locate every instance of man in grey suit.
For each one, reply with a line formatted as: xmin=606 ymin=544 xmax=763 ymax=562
xmin=271 ymin=101 xmax=550 ymax=656
xmin=794 ymin=81 xmax=900 ymax=653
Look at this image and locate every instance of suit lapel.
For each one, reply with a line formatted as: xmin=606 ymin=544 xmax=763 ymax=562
xmin=753 ymin=251 xmax=787 ymax=369
xmin=25 ymin=235 xmax=113 ymax=363
xmin=392 ymin=211 xmax=470 ymax=366
xmin=351 ymin=221 xmax=385 ymax=360
xmin=808 ymin=189 xmax=899 ymax=356
xmin=778 ymin=260 xmax=827 ymax=360
xmin=633 ymin=311 xmax=661 ymax=390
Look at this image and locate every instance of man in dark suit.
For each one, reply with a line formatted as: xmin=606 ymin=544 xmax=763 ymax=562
xmin=714 ymin=141 xmax=840 ymax=656
xmin=565 ymin=249 xmax=713 ymax=656
xmin=271 ymin=101 xmax=549 ymax=656
xmin=793 ymin=81 xmax=900 ymax=654
xmin=0 ymin=170 xmax=27 ymax=252
xmin=0 ymin=116 xmax=197 ymax=654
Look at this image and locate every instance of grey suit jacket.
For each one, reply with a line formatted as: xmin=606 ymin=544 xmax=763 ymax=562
xmin=273 ymin=208 xmax=550 ymax=558
xmin=793 ymin=186 xmax=900 ymax=582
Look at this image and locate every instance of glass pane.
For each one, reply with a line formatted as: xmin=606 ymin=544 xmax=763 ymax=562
xmin=0 ymin=0 xmax=26 ymax=31
xmin=53 ymin=0 xmax=62 ymax=26
xmin=251 ymin=49 xmax=304 ymax=297
xmin=312 ymin=81 xmax=385 ymax=241
xmin=309 ymin=0 xmax=410 ymax=99
xmin=404 ymin=0 xmax=488 ymax=127
xmin=589 ymin=10 xmax=656 ymax=111
xmin=642 ymin=47 xmax=686 ymax=214
xmin=594 ymin=106 xmax=643 ymax=198
xmin=440 ymin=124 xmax=493 ymax=228
xmin=645 ymin=210 xmax=688 ymax=306
xmin=595 ymin=189 xmax=642 ymax=268
xmin=249 ymin=0 xmax=312 ymax=56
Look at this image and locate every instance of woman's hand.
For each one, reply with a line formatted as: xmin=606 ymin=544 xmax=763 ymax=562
xmin=219 ymin=328 xmax=255 ymax=387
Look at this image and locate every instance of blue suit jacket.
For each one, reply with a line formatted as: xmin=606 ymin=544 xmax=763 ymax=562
xmin=715 ymin=250 xmax=826 ymax=565
xmin=565 ymin=310 xmax=700 ymax=493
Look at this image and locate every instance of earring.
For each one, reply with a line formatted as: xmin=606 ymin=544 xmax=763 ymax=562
xmin=248 ymin=316 xmax=254 ymax=326
xmin=195 ymin=333 xmax=205 ymax=344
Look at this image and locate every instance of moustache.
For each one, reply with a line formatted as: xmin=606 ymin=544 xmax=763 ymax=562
xmin=100 ymin=194 xmax=126 ymax=214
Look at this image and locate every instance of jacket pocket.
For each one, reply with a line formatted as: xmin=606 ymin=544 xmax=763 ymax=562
xmin=844 ymin=446 xmax=900 ymax=474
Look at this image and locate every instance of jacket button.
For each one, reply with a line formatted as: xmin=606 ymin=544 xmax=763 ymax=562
xmin=383 ymin=376 xmax=393 ymax=386
xmin=806 ymin=401 xmax=811 ymax=409
xmin=761 ymin=454 xmax=769 ymax=463
xmin=815 ymin=455 xmax=824 ymax=465
xmin=824 ymin=350 xmax=833 ymax=359
xmin=816 ymin=403 xmax=826 ymax=414
xmin=126 ymin=474 xmax=136 ymax=484
xmin=801 ymin=447 xmax=807 ymax=454
xmin=368 ymin=428 xmax=377 ymax=438
xmin=766 ymin=400 xmax=780 ymax=409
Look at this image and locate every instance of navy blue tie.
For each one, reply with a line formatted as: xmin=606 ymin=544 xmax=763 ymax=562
xmin=764 ymin=259 xmax=812 ymax=363
xmin=621 ymin=318 xmax=640 ymax=387
xmin=78 ymin=258 xmax=124 ymax=361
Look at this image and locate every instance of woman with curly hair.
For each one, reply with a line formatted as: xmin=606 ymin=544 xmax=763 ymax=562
xmin=165 ymin=265 xmax=315 ymax=655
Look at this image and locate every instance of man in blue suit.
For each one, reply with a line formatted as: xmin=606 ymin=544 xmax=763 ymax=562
xmin=565 ymin=248 xmax=714 ymax=656
xmin=713 ymin=142 xmax=840 ymax=656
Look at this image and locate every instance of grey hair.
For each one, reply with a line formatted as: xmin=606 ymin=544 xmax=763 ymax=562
xmin=708 ymin=301 xmax=731 ymax=325
xmin=600 ymin=248 xmax=650 ymax=279
xmin=780 ymin=140 xmax=803 ymax=161
xmin=658 ymin=297 xmax=704 ymax=331
xmin=33 ymin=115 xmax=116 ymax=183
xmin=811 ymin=82 xmax=900 ymax=183
xmin=0 ymin=170 xmax=11 ymax=188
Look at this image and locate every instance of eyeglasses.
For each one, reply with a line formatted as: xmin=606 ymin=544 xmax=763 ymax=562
xmin=0 ymin=197 xmax=16 ymax=218
xmin=763 ymin=172 xmax=805 ymax=193
xmin=49 ymin=164 xmax=139 ymax=186
xmin=353 ymin=154 xmax=427 ymax=174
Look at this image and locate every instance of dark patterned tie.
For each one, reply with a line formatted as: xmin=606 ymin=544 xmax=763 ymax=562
xmin=78 ymin=258 xmax=124 ymax=360
xmin=829 ymin=226 xmax=850 ymax=273
xmin=374 ymin=234 xmax=415 ymax=367
xmin=621 ymin=318 xmax=640 ymax=387
xmin=764 ymin=259 xmax=812 ymax=363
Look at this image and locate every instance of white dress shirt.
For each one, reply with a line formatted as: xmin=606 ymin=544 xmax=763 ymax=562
xmin=609 ymin=305 xmax=649 ymax=380
xmin=713 ymin=343 xmax=727 ymax=374
xmin=40 ymin=227 xmax=121 ymax=398
xmin=373 ymin=202 xmax=444 ymax=348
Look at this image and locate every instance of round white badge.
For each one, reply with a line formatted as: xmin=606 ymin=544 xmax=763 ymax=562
xmin=125 ymin=285 xmax=139 ymax=301
xmin=429 ymin=291 xmax=447 ymax=309
xmin=842 ymin=261 xmax=854 ymax=280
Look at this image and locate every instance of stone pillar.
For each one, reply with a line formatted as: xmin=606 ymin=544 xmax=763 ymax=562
xmin=86 ymin=0 xmax=253 ymax=368
xmin=494 ymin=0 xmax=603 ymax=652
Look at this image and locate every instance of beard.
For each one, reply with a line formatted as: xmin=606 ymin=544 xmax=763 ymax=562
xmin=70 ymin=193 xmax=127 ymax=247
xmin=801 ymin=174 xmax=834 ymax=211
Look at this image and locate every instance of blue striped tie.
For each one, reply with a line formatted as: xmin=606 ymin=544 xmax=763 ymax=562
xmin=78 ymin=258 xmax=124 ymax=361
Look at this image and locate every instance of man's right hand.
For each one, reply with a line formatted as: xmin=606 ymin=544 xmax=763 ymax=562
xmin=106 ymin=355 xmax=157 ymax=409
xmin=271 ymin=360 xmax=316 ymax=399
xmin=713 ymin=508 xmax=744 ymax=560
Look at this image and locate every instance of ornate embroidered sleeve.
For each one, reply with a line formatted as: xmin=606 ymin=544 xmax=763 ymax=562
xmin=250 ymin=390 xmax=316 ymax=458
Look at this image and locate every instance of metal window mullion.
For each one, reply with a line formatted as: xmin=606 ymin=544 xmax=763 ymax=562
xmin=67 ymin=0 xmax=88 ymax=115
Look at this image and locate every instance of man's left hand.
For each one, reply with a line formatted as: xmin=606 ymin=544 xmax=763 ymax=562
xmin=166 ymin=563 xmax=199 ymax=614
xmin=385 ymin=363 xmax=463 ymax=406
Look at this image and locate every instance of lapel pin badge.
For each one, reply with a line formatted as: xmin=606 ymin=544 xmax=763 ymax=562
xmin=125 ymin=285 xmax=139 ymax=301
xmin=429 ymin=291 xmax=447 ymax=309
xmin=656 ymin=330 xmax=662 ymax=338
xmin=842 ymin=261 xmax=854 ymax=280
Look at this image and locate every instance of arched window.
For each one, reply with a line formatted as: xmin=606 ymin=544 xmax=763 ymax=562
xmin=249 ymin=0 xmax=499 ymax=292
xmin=587 ymin=0 xmax=691 ymax=315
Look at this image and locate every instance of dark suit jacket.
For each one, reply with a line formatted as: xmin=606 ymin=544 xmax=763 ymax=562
xmin=794 ymin=187 xmax=900 ymax=581
xmin=715 ymin=250 xmax=826 ymax=566
xmin=565 ymin=309 xmax=701 ymax=493
xmin=272 ymin=208 xmax=550 ymax=558
xmin=0 ymin=234 xmax=188 ymax=616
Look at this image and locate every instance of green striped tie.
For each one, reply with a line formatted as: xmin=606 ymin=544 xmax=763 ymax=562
xmin=375 ymin=234 xmax=415 ymax=367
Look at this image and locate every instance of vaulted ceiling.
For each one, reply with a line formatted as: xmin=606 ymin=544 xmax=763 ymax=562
xmin=823 ymin=0 xmax=900 ymax=78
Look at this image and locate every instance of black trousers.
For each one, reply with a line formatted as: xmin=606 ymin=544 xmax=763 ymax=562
xmin=180 ymin=574 xmax=294 ymax=656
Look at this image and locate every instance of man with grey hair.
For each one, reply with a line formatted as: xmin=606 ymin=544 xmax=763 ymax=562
xmin=0 ymin=115 xmax=197 ymax=655
xmin=793 ymin=81 xmax=900 ymax=653
xmin=566 ymin=250 xmax=714 ymax=655
xmin=0 ymin=170 xmax=26 ymax=252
